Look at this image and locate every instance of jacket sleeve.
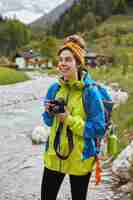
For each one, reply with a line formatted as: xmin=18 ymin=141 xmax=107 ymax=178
xmin=65 ymin=85 xmax=105 ymax=139
xmin=42 ymin=83 xmax=59 ymax=127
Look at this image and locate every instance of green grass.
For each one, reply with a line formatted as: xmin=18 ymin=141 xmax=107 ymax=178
xmin=96 ymin=15 xmax=133 ymax=37
xmin=0 ymin=67 xmax=30 ymax=85
xmin=88 ymin=66 xmax=133 ymax=151
xmin=86 ymin=15 xmax=133 ymax=64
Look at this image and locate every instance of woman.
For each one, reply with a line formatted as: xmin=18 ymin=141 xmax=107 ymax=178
xmin=41 ymin=35 xmax=105 ymax=200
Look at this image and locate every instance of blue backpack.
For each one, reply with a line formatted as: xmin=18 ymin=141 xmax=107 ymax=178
xmin=83 ymin=83 xmax=113 ymax=133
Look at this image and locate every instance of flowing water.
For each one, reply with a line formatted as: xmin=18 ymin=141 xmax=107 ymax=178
xmin=0 ymin=73 xmax=129 ymax=200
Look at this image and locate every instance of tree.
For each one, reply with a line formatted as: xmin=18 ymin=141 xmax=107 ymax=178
xmin=79 ymin=12 xmax=96 ymax=32
xmin=0 ymin=14 xmax=3 ymax=22
xmin=7 ymin=20 xmax=31 ymax=54
xmin=0 ymin=19 xmax=31 ymax=56
xmin=40 ymin=36 xmax=58 ymax=62
xmin=112 ymin=0 xmax=128 ymax=13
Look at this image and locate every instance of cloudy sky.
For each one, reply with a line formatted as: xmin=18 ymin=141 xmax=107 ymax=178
xmin=0 ymin=0 xmax=66 ymax=24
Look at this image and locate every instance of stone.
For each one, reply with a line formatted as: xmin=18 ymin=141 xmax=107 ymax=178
xmin=108 ymin=82 xmax=119 ymax=91
xmin=112 ymin=141 xmax=133 ymax=181
xmin=104 ymin=84 xmax=128 ymax=107
xmin=31 ymin=125 xmax=50 ymax=144
xmin=111 ymin=141 xmax=133 ymax=196
xmin=119 ymin=182 xmax=133 ymax=193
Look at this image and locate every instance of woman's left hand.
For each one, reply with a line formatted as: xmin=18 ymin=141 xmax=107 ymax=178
xmin=56 ymin=107 xmax=69 ymax=123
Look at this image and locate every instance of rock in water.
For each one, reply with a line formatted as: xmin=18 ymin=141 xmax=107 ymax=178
xmin=112 ymin=141 xmax=133 ymax=180
xmin=31 ymin=125 xmax=50 ymax=144
xmin=111 ymin=141 xmax=133 ymax=195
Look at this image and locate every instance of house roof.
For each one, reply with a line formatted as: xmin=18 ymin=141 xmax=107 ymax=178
xmin=85 ymin=52 xmax=97 ymax=58
xmin=20 ymin=51 xmax=41 ymax=59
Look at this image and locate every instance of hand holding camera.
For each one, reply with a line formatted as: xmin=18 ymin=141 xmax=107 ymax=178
xmin=45 ymin=99 xmax=69 ymax=122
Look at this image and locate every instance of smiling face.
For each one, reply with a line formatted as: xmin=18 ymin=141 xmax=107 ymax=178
xmin=58 ymin=49 xmax=78 ymax=81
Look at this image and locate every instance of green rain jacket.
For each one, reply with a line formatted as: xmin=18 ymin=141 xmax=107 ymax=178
xmin=42 ymin=73 xmax=105 ymax=175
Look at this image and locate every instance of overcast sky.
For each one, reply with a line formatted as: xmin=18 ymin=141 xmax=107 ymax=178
xmin=0 ymin=0 xmax=66 ymax=24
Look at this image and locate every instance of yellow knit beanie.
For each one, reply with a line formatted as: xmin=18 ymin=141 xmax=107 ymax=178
xmin=58 ymin=40 xmax=85 ymax=66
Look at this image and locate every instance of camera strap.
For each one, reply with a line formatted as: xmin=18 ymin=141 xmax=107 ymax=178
xmin=54 ymin=122 xmax=74 ymax=160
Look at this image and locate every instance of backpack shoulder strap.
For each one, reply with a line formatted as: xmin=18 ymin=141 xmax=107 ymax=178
xmin=82 ymin=83 xmax=96 ymax=115
xmin=82 ymin=86 xmax=89 ymax=115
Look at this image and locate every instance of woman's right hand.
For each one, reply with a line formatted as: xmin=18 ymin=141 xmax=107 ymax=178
xmin=44 ymin=102 xmax=51 ymax=113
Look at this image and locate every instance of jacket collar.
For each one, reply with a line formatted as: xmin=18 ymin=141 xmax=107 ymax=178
xmin=58 ymin=72 xmax=95 ymax=89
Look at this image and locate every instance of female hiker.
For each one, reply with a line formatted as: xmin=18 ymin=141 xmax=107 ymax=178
xmin=41 ymin=35 xmax=105 ymax=200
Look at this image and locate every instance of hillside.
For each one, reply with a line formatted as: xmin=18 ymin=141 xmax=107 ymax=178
xmin=83 ymin=15 xmax=133 ymax=65
xmin=30 ymin=0 xmax=79 ymax=29
xmin=50 ymin=0 xmax=113 ymax=37
xmin=30 ymin=0 xmax=114 ymax=34
xmin=30 ymin=0 xmax=133 ymax=38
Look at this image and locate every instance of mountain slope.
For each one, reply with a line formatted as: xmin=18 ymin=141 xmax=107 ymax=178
xmin=49 ymin=0 xmax=133 ymax=37
xmin=30 ymin=0 xmax=79 ymax=28
xmin=30 ymin=0 xmax=114 ymax=36
xmin=50 ymin=0 xmax=114 ymax=37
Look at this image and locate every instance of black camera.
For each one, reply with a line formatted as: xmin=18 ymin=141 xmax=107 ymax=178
xmin=46 ymin=99 xmax=66 ymax=114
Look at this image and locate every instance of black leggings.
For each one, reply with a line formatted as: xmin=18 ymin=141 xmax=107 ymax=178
xmin=41 ymin=167 xmax=91 ymax=200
